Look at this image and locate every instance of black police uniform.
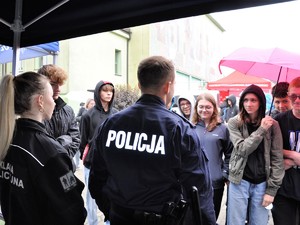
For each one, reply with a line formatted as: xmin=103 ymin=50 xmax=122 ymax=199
xmin=0 ymin=118 xmax=87 ymax=225
xmin=89 ymin=94 xmax=216 ymax=225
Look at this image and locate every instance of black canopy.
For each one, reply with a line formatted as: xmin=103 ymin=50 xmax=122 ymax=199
xmin=0 ymin=0 xmax=294 ymax=47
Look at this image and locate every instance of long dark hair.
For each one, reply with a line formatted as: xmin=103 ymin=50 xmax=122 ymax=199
xmin=238 ymin=94 xmax=265 ymax=127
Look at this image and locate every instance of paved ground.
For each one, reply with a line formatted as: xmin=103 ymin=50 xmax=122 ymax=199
xmin=75 ymin=162 xmax=274 ymax=225
xmin=75 ymin=162 xmax=106 ymax=225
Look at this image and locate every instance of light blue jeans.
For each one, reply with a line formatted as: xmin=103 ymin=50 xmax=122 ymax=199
xmin=73 ymin=151 xmax=80 ymax=169
xmin=84 ymin=167 xmax=99 ymax=225
xmin=227 ymin=179 xmax=268 ymax=225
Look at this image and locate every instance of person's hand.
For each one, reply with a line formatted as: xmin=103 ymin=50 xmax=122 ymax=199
xmin=284 ymin=158 xmax=296 ymax=170
xmin=284 ymin=150 xmax=300 ymax=167
xmin=261 ymin=116 xmax=273 ymax=131
xmin=262 ymin=194 xmax=274 ymax=207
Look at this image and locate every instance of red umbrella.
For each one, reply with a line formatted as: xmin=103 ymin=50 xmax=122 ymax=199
xmin=219 ymin=47 xmax=300 ymax=83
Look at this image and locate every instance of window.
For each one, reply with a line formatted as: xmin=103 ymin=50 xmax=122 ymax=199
xmin=34 ymin=57 xmax=43 ymax=70
xmin=18 ymin=60 xmax=24 ymax=72
xmin=0 ymin=64 xmax=3 ymax=78
xmin=115 ymin=49 xmax=121 ymax=75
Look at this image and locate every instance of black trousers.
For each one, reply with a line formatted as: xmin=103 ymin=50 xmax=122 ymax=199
xmin=272 ymin=194 xmax=300 ymax=225
xmin=213 ymin=187 xmax=225 ymax=220
xmin=110 ymin=204 xmax=141 ymax=225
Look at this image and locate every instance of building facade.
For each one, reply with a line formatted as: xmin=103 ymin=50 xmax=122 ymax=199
xmin=0 ymin=14 xmax=224 ymax=111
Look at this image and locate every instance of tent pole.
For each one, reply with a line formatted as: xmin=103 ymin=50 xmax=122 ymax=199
xmin=11 ymin=0 xmax=67 ymax=75
xmin=12 ymin=0 xmax=24 ymax=76
xmin=53 ymin=52 xmax=58 ymax=65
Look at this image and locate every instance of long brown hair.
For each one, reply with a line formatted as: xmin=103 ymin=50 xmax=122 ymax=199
xmin=192 ymin=93 xmax=220 ymax=132
xmin=238 ymin=84 xmax=266 ymax=127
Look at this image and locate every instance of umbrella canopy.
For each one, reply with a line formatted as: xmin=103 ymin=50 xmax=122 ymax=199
xmin=219 ymin=47 xmax=300 ymax=83
xmin=0 ymin=42 xmax=59 ymax=64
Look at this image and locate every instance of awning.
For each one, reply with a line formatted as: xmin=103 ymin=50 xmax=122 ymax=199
xmin=0 ymin=42 xmax=59 ymax=64
xmin=207 ymin=71 xmax=272 ymax=92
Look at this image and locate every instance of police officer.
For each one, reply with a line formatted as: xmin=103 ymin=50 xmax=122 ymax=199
xmin=89 ymin=56 xmax=216 ymax=225
xmin=0 ymin=72 xmax=86 ymax=225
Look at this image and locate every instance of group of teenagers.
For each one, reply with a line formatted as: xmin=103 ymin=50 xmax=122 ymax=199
xmin=0 ymin=55 xmax=300 ymax=225
xmin=176 ymin=77 xmax=300 ymax=225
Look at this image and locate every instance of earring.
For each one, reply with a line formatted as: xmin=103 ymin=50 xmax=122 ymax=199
xmin=39 ymin=107 xmax=45 ymax=113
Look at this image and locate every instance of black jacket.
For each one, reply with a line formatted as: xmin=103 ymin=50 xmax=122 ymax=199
xmin=0 ymin=118 xmax=86 ymax=225
xmin=223 ymin=95 xmax=239 ymax=123
xmin=275 ymin=110 xmax=300 ymax=200
xmin=44 ymin=97 xmax=80 ymax=158
xmin=79 ymin=80 xmax=118 ymax=168
xmin=89 ymin=94 xmax=216 ymax=225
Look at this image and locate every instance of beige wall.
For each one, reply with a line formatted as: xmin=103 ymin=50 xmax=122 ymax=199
xmin=0 ymin=30 xmax=130 ymax=112
xmin=127 ymin=15 xmax=224 ymax=94
xmin=1 ymin=15 xmax=224 ymax=111
xmin=60 ymin=31 xmax=130 ymax=111
xmin=128 ymin=25 xmax=150 ymax=88
xmin=149 ymin=15 xmax=223 ymax=83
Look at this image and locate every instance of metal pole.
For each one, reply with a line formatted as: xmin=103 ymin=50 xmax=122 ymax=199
xmin=53 ymin=53 xmax=58 ymax=65
xmin=268 ymin=66 xmax=282 ymax=116
xmin=12 ymin=0 xmax=24 ymax=76
xmin=190 ymin=186 xmax=203 ymax=225
xmin=10 ymin=0 xmax=68 ymax=75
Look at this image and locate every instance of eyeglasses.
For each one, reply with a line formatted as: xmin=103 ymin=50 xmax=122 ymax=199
xmin=180 ymin=103 xmax=191 ymax=107
xmin=198 ymin=105 xmax=213 ymax=110
xmin=288 ymin=94 xmax=300 ymax=101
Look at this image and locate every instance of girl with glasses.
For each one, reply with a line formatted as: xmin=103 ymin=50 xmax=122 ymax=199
xmin=192 ymin=92 xmax=233 ymax=222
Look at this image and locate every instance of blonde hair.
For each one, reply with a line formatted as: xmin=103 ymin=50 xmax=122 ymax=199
xmin=0 ymin=75 xmax=15 ymax=160
xmin=85 ymin=98 xmax=95 ymax=109
xmin=0 ymin=72 xmax=49 ymax=160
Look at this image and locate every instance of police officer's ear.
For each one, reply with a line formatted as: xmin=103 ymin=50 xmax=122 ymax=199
xmin=137 ymin=82 xmax=143 ymax=93
xmin=163 ymin=81 xmax=172 ymax=95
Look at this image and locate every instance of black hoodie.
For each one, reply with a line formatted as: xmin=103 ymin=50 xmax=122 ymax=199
xmin=223 ymin=94 xmax=239 ymax=123
xmin=79 ymin=80 xmax=118 ymax=168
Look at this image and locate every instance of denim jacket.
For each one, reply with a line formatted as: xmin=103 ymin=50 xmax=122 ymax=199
xmin=227 ymin=115 xmax=285 ymax=196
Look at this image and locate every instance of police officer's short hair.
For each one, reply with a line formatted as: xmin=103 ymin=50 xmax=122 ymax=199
xmin=137 ymin=56 xmax=174 ymax=90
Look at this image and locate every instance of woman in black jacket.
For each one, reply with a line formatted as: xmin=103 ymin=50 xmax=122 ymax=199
xmin=0 ymin=72 xmax=86 ymax=225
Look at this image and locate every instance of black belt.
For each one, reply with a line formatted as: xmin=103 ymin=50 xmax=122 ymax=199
xmin=111 ymin=200 xmax=188 ymax=225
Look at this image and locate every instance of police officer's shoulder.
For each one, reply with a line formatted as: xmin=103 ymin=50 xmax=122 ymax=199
xmin=111 ymin=107 xmax=119 ymax=113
